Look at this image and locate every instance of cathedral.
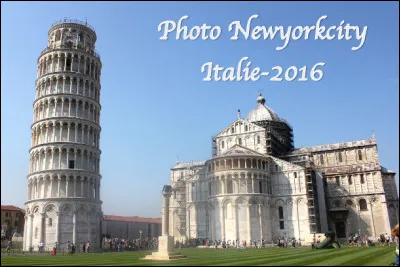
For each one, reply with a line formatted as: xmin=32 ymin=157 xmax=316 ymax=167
xmin=168 ymin=93 xmax=399 ymax=243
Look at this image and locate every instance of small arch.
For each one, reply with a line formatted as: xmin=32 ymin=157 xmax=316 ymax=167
xmin=257 ymin=135 xmax=260 ymax=144
xmin=359 ymin=199 xmax=368 ymax=211
xmin=348 ymin=175 xmax=352 ymax=185
xmin=358 ymin=150 xmax=363 ymax=161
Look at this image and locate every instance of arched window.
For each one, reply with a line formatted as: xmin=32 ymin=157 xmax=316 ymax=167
xmin=335 ymin=176 xmax=340 ymax=185
xmin=294 ymin=172 xmax=297 ymax=178
xmin=320 ymin=155 xmax=324 ymax=164
xmin=338 ymin=152 xmax=343 ymax=163
xmin=358 ymin=150 xmax=363 ymax=161
xmin=48 ymin=218 xmax=52 ymax=226
xmin=348 ymin=175 xmax=352 ymax=185
xmin=227 ymin=180 xmax=233 ymax=194
xmin=238 ymin=138 xmax=242 ymax=145
xmin=257 ymin=135 xmax=261 ymax=144
xmin=360 ymin=174 xmax=365 ymax=184
xmin=221 ymin=141 xmax=224 ymax=149
xmin=231 ymin=127 xmax=235 ymax=134
xmin=359 ymin=199 xmax=368 ymax=211
xmin=245 ymin=125 xmax=248 ymax=132
xmin=259 ymin=181 xmax=263 ymax=193
xmin=279 ymin=206 xmax=284 ymax=219
xmin=278 ymin=206 xmax=284 ymax=229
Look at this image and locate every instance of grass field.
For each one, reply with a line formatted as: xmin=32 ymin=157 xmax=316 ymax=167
xmin=1 ymin=246 xmax=396 ymax=266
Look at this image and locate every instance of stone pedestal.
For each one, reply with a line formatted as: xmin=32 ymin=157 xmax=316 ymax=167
xmin=142 ymin=235 xmax=186 ymax=261
xmin=141 ymin=185 xmax=186 ymax=261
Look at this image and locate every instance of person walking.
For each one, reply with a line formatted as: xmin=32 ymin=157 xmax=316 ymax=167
xmin=365 ymin=232 xmax=369 ymax=247
xmin=6 ymin=239 xmax=11 ymax=255
xmin=386 ymin=233 xmax=391 ymax=246
xmin=391 ymin=224 xmax=399 ymax=266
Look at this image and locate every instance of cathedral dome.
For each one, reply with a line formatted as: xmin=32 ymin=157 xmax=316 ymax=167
xmin=246 ymin=93 xmax=280 ymax=122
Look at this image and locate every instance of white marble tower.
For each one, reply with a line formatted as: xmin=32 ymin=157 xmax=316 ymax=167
xmin=24 ymin=19 xmax=103 ymax=251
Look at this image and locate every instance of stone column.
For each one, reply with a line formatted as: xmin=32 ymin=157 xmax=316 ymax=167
xmin=247 ymin=204 xmax=251 ymax=242
xmin=27 ymin=215 xmax=33 ymax=250
xmin=220 ymin=204 xmax=225 ymax=240
xmin=87 ymin=178 xmax=91 ymax=198
xmin=73 ymin=210 xmax=76 ymax=244
xmin=56 ymin=212 xmax=60 ymax=245
xmin=58 ymin=149 xmax=62 ymax=169
xmin=73 ymin=176 xmax=77 ymax=197
xmin=50 ymin=177 xmax=53 ymax=197
xmin=81 ymin=178 xmax=84 ymax=197
xmin=232 ymin=204 xmax=237 ymax=240
xmin=57 ymin=176 xmax=61 ymax=197
xmin=162 ymin=185 xmax=172 ymax=236
xmin=258 ymin=204 xmax=263 ymax=240
xmin=39 ymin=212 xmax=45 ymax=244
xmin=66 ymin=177 xmax=69 ymax=197
xmin=252 ymin=175 xmax=255 ymax=193
xmin=369 ymin=202 xmax=376 ymax=238
xmin=23 ymin=215 xmax=28 ymax=250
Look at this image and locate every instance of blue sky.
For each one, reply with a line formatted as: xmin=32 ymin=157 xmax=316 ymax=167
xmin=1 ymin=2 xmax=398 ymax=217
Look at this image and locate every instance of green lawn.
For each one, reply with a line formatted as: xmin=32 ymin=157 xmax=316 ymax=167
xmin=1 ymin=246 xmax=396 ymax=266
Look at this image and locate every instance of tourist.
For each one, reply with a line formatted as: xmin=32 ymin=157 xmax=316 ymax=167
xmin=298 ymin=238 xmax=302 ymax=247
xmin=86 ymin=241 xmax=90 ymax=253
xmin=71 ymin=244 xmax=76 ymax=254
xmin=353 ymin=235 xmax=359 ymax=247
xmin=365 ymin=232 xmax=369 ymax=247
xmin=82 ymin=243 xmax=86 ymax=253
xmin=392 ymin=224 xmax=399 ymax=266
xmin=386 ymin=233 xmax=391 ymax=246
xmin=51 ymin=246 xmax=57 ymax=256
xmin=380 ymin=234 xmax=386 ymax=246
xmin=348 ymin=235 xmax=353 ymax=247
xmin=39 ymin=241 xmax=44 ymax=253
xmin=292 ymin=238 xmax=296 ymax=248
xmin=6 ymin=239 xmax=11 ymax=254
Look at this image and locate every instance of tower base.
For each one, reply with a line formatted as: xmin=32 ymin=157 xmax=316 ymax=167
xmin=141 ymin=235 xmax=187 ymax=261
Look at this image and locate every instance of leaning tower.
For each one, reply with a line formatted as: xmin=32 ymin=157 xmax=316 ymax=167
xmin=24 ymin=19 xmax=103 ymax=251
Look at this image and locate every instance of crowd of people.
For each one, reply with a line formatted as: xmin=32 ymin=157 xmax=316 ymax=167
xmin=347 ymin=231 xmax=398 ymax=248
xmin=102 ymin=237 xmax=158 ymax=251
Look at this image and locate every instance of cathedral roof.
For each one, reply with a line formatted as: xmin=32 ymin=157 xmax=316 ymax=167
xmin=171 ymin=160 xmax=206 ymax=170
xmin=246 ymin=93 xmax=280 ymax=122
xmin=213 ymin=144 xmax=266 ymax=159
xmin=103 ymin=215 xmax=161 ymax=224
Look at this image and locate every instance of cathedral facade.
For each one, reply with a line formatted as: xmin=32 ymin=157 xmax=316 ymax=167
xmin=168 ymin=94 xmax=398 ymax=243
